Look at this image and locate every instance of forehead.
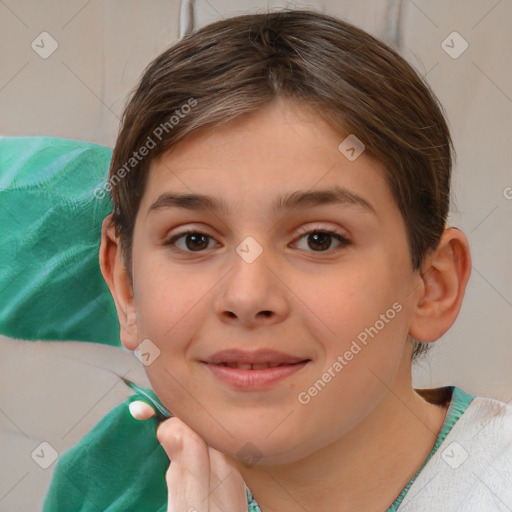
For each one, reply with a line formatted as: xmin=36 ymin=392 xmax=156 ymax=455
xmin=140 ymin=98 xmax=394 ymax=219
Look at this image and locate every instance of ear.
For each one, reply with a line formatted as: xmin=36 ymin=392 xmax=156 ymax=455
xmin=409 ymin=227 xmax=472 ymax=342
xmin=99 ymin=214 xmax=139 ymax=351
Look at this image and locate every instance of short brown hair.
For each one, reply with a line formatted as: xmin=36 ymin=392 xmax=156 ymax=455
xmin=108 ymin=10 xmax=454 ymax=359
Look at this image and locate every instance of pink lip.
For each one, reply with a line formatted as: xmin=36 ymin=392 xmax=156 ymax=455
xmin=201 ymin=349 xmax=311 ymax=390
xmin=204 ymin=361 xmax=309 ymax=390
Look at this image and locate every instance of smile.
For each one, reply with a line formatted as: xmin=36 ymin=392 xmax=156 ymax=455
xmin=203 ymin=360 xmax=310 ymax=390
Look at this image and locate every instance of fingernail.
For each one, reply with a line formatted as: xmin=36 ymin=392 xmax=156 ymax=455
xmin=129 ymin=401 xmax=156 ymax=420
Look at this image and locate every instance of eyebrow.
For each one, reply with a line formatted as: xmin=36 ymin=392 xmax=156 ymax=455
xmin=147 ymin=185 xmax=376 ymax=216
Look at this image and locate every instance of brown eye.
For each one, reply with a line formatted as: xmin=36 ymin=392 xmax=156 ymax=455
xmin=294 ymin=230 xmax=350 ymax=252
xmin=166 ymin=231 xmax=214 ymax=252
xmin=184 ymin=233 xmax=210 ymax=251
xmin=307 ymin=232 xmax=332 ymax=251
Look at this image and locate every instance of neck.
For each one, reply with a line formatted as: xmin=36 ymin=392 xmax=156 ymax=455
xmin=234 ymin=365 xmax=449 ymax=512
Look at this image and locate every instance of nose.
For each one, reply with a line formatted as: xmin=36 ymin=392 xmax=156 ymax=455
xmin=214 ymin=245 xmax=289 ymax=329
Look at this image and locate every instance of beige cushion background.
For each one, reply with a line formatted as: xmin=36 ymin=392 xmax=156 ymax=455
xmin=0 ymin=335 xmax=151 ymax=512
xmin=0 ymin=1 xmax=511 ymax=510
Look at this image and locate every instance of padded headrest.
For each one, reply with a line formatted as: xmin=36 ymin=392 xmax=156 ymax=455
xmin=0 ymin=136 xmax=120 ymax=346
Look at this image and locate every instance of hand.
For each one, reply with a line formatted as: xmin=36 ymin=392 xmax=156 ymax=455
xmin=130 ymin=401 xmax=248 ymax=512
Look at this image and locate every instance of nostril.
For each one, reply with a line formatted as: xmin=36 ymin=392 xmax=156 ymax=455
xmin=259 ymin=310 xmax=273 ymax=318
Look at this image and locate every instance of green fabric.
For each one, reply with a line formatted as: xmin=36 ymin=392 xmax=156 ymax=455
xmin=42 ymin=379 xmax=256 ymax=512
xmin=43 ymin=385 xmax=474 ymax=511
xmin=43 ymin=383 xmax=170 ymax=512
xmin=0 ymin=136 xmax=120 ymax=345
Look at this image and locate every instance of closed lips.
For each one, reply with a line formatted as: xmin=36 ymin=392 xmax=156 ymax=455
xmin=203 ymin=350 xmax=311 ymax=389
xmin=203 ymin=349 xmax=310 ymax=368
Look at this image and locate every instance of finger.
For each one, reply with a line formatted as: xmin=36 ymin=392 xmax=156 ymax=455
xmin=207 ymin=447 xmax=248 ymax=512
xmin=129 ymin=401 xmax=156 ymax=421
xmin=157 ymin=417 xmax=210 ymax=512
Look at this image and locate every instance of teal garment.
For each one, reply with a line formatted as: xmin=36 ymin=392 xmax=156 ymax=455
xmin=43 ymin=385 xmax=474 ymax=512
xmin=0 ymin=136 xmax=119 ymax=345
xmin=42 ymin=380 xmax=256 ymax=512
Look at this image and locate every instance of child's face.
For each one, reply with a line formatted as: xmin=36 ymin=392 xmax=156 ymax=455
xmin=127 ymin=97 xmax=423 ymax=464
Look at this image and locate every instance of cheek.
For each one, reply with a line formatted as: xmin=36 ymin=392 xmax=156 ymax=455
xmin=133 ymin=265 xmax=211 ymax=415
xmin=295 ymin=255 xmax=403 ymax=351
xmin=133 ymin=247 xmax=206 ymax=336
xmin=291 ymin=305 xmax=408 ymax=458
xmin=131 ymin=250 xmax=220 ymax=388
xmin=294 ymin=256 xmax=409 ymax=403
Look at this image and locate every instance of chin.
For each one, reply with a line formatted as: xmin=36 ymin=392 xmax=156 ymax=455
xmin=201 ymin=423 xmax=319 ymax=467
